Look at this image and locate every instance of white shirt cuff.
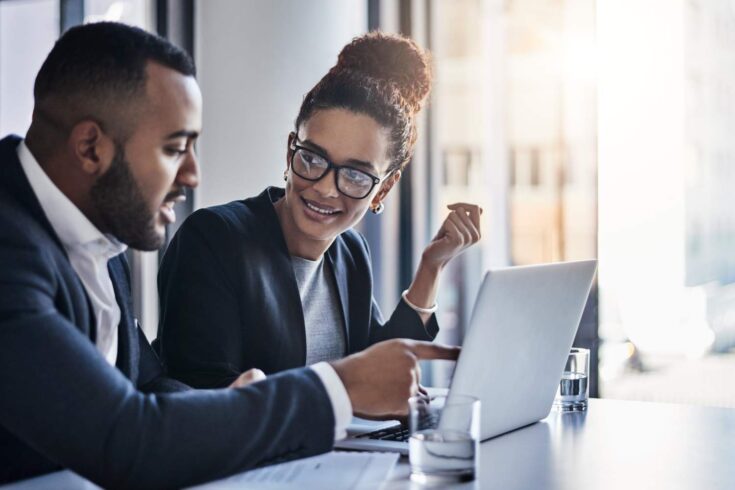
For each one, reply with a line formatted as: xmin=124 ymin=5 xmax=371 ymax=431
xmin=310 ymin=362 xmax=352 ymax=441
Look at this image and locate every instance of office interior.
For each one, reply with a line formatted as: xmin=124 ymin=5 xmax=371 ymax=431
xmin=1 ymin=0 xmax=733 ymax=411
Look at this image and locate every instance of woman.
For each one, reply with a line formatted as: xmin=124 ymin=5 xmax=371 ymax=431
xmin=157 ymin=32 xmax=481 ymax=388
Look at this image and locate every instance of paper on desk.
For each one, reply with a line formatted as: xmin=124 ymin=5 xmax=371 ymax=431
xmin=188 ymin=451 xmax=399 ymax=490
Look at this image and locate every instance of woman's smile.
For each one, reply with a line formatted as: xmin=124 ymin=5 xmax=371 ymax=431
xmin=300 ymin=196 xmax=343 ymax=222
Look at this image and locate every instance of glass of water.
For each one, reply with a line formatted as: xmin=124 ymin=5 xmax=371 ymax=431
xmin=408 ymin=394 xmax=480 ymax=484
xmin=553 ymin=347 xmax=590 ymax=411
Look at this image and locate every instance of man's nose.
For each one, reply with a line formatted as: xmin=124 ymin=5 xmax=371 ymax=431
xmin=177 ymin=149 xmax=200 ymax=189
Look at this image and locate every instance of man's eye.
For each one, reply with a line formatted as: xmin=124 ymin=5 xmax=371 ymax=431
xmin=166 ymin=148 xmax=187 ymax=156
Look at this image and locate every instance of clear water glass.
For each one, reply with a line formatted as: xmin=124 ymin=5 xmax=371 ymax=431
xmin=408 ymin=394 xmax=480 ymax=484
xmin=553 ymin=347 xmax=590 ymax=411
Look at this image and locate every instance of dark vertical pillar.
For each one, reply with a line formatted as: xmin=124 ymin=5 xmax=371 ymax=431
xmin=156 ymin=0 xmax=195 ymax=247
xmin=574 ymin=286 xmax=600 ymax=397
xmin=397 ymin=0 xmax=414 ymax=291
xmin=60 ymin=0 xmax=83 ymax=33
xmin=156 ymin=0 xmax=168 ymax=38
xmin=362 ymin=0 xmax=386 ymax=305
xmin=424 ymin=0 xmax=434 ymax=233
xmin=367 ymin=0 xmax=380 ymax=31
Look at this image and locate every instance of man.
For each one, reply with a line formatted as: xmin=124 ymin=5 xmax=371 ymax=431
xmin=0 ymin=22 xmax=459 ymax=489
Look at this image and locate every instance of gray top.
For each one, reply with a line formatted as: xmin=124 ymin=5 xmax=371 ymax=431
xmin=291 ymin=255 xmax=346 ymax=365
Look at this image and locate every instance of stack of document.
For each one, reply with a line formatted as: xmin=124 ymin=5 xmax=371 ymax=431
xmin=188 ymin=451 xmax=399 ymax=490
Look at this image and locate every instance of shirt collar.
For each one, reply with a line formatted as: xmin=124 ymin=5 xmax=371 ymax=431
xmin=17 ymin=139 xmax=127 ymax=259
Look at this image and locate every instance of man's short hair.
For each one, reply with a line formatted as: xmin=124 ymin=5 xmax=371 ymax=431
xmin=34 ymin=21 xmax=195 ymax=111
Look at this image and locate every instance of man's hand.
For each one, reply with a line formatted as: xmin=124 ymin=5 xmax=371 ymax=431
xmin=229 ymin=368 xmax=266 ymax=388
xmin=330 ymin=339 xmax=460 ymax=419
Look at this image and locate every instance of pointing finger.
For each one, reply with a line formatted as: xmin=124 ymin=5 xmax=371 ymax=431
xmin=408 ymin=341 xmax=461 ymax=361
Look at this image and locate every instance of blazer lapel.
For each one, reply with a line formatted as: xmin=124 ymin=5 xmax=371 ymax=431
xmin=258 ymin=190 xmax=309 ymax=369
xmin=326 ymin=242 xmax=351 ymax=353
xmin=108 ymin=255 xmax=139 ymax=384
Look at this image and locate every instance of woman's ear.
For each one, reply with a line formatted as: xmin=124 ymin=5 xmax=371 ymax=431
xmin=286 ymin=131 xmax=296 ymax=164
xmin=370 ymin=169 xmax=402 ymax=209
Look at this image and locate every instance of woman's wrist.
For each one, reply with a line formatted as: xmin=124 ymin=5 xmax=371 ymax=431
xmin=403 ymin=255 xmax=444 ymax=315
xmin=419 ymin=251 xmax=445 ymax=276
xmin=402 ymin=289 xmax=438 ymax=314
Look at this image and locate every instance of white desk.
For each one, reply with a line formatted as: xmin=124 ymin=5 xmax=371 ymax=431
xmin=386 ymin=398 xmax=735 ymax=489
xmin=3 ymin=399 xmax=735 ymax=489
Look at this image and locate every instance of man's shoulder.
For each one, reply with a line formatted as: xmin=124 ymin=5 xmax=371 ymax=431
xmin=0 ymin=190 xmax=66 ymax=314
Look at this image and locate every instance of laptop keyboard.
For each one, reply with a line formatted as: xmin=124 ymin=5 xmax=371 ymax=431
xmin=356 ymin=412 xmax=439 ymax=443
xmin=356 ymin=424 xmax=411 ymax=442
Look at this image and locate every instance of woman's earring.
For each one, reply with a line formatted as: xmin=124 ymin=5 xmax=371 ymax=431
xmin=371 ymin=202 xmax=385 ymax=215
xmin=283 ymin=170 xmax=288 ymax=182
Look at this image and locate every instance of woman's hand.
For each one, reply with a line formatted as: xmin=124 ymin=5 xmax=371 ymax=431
xmin=421 ymin=203 xmax=482 ymax=270
xmin=403 ymin=203 xmax=482 ymax=325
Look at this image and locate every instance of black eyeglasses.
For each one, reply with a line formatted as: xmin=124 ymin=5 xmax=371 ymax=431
xmin=289 ymin=138 xmax=382 ymax=199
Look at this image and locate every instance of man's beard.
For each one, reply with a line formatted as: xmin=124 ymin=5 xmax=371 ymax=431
xmin=90 ymin=143 xmax=163 ymax=250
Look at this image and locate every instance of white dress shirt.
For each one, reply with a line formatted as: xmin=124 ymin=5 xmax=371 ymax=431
xmin=17 ymin=140 xmax=353 ymax=439
xmin=18 ymin=140 xmax=126 ymax=366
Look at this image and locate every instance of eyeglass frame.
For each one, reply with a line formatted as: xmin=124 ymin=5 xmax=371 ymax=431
xmin=287 ymin=134 xmax=388 ymax=200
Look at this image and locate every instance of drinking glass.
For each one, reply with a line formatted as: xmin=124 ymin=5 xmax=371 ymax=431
xmin=408 ymin=394 xmax=480 ymax=484
xmin=553 ymin=347 xmax=590 ymax=411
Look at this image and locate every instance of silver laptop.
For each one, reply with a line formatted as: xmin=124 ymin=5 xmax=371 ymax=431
xmin=336 ymin=260 xmax=597 ymax=454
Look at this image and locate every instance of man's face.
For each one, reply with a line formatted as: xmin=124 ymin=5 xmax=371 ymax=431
xmin=91 ymin=61 xmax=202 ymax=250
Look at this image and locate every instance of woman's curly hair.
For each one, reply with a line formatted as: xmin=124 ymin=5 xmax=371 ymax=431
xmin=295 ymin=31 xmax=433 ymax=173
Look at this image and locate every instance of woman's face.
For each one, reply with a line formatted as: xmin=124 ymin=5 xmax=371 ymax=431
xmin=282 ymin=108 xmax=397 ymax=243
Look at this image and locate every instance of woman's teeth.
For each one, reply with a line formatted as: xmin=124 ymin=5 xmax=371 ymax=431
xmin=306 ymin=201 xmax=338 ymax=215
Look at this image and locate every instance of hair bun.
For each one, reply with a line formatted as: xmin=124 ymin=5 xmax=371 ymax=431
xmin=336 ymin=31 xmax=432 ymax=114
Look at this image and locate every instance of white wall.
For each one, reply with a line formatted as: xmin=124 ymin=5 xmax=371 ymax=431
xmin=0 ymin=0 xmax=58 ymax=136
xmin=194 ymin=0 xmax=367 ymax=208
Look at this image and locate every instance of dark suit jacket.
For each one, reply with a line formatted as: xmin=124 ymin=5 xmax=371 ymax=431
xmin=157 ymin=187 xmax=438 ymax=388
xmin=0 ymin=136 xmax=335 ymax=489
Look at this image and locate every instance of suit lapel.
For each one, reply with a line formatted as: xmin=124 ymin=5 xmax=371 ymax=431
xmin=326 ymin=242 xmax=351 ymax=353
xmin=108 ymin=255 xmax=139 ymax=384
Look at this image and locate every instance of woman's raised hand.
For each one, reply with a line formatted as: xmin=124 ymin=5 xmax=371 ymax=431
xmin=421 ymin=203 xmax=482 ymax=270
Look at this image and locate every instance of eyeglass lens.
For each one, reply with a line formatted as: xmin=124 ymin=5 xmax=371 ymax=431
xmin=292 ymin=148 xmax=375 ymax=198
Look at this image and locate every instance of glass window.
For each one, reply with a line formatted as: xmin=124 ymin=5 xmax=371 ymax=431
xmin=426 ymin=0 xmax=598 ymax=388
xmin=598 ymin=0 xmax=735 ymax=408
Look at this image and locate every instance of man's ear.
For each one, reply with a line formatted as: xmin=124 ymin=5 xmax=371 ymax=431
xmin=370 ymin=169 xmax=402 ymax=209
xmin=68 ymin=120 xmax=115 ymax=176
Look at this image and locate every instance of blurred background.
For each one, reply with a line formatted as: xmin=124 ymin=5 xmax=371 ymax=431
xmin=1 ymin=0 xmax=733 ymax=408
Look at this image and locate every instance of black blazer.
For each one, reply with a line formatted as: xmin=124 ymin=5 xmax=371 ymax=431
xmin=157 ymin=187 xmax=438 ymax=388
xmin=0 ymin=136 xmax=335 ymax=488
